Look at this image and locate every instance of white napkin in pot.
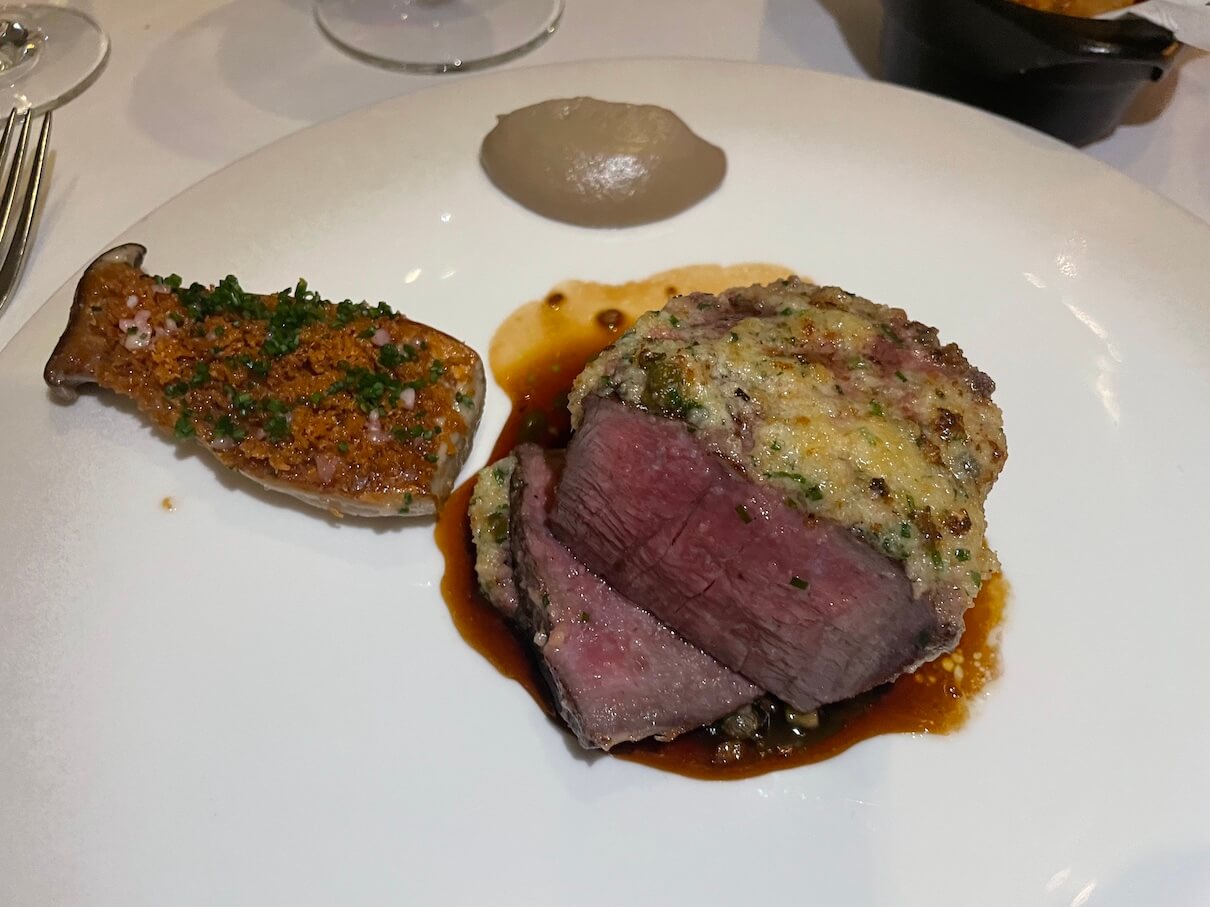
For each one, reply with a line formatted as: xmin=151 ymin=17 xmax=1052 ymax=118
xmin=1098 ymin=0 xmax=1210 ymax=51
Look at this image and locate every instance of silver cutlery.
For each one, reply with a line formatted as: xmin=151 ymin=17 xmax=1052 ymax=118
xmin=0 ymin=107 xmax=49 ymax=318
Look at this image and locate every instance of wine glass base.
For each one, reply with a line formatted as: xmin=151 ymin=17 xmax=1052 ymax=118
xmin=315 ymin=0 xmax=563 ymax=74
xmin=0 ymin=5 xmax=108 ymax=113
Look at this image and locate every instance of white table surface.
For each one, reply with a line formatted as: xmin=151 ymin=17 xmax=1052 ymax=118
xmin=1 ymin=0 xmax=1206 ymax=354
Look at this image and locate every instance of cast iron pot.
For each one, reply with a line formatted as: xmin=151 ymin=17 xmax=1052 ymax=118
xmin=880 ymin=0 xmax=1179 ymax=145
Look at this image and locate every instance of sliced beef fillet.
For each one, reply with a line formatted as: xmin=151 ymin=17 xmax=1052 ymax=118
xmin=570 ymin=278 xmax=1006 ymax=626
xmin=470 ymin=445 xmax=760 ymax=750
xmin=551 ymin=397 xmax=945 ymax=713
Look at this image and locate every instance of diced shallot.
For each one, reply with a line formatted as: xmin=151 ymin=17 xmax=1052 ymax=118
xmin=371 ymin=328 xmax=391 ymax=347
xmin=315 ymin=453 xmax=340 ymax=484
xmin=154 ymin=316 xmax=180 ymax=342
xmin=119 ymin=310 xmax=153 ymax=351
xmin=399 ymin=387 xmax=417 ymax=409
xmin=366 ymin=409 xmax=388 ymax=444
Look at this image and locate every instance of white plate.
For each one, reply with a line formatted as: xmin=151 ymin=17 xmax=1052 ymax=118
xmin=3 ymin=60 xmax=1209 ymax=906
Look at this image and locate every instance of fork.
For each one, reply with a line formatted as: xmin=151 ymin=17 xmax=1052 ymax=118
xmin=0 ymin=107 xmax=50 ymax=318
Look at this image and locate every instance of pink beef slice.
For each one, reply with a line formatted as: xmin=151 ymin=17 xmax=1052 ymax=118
xmin=508 ymin=444 xmax=760 ymax=749
xmin=550 ymin=397 xmax=945 ymax=713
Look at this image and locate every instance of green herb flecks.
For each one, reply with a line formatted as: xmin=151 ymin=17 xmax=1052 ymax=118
xmin=174 ymin=410 xmax=195 ymax=439
xmin=331 ymin=298 xmax=394 ymax=328
xmin=638 ymin=352 xmax=700 ymax=421
xmin=379 ymin=343 xmax=418 ymax=370
xmin=392 ymin=424 xmax=439 ymax=442
xmin=265 ymin=412 xmax=290 ymax=443
xmin=329 ymin=366 xmax=406 ymax=414
xmin=764 ymin=471 xmax=824 ymax=502
xmin=212 ymin=414 xmax=247 ymax=443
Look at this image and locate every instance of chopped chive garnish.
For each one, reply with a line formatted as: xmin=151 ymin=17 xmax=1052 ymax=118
xmin=766 ymin=470 xmax=807 ymax=484
xmin=174 ymin=410 xmax=195 ymax=439
xmin=265 ymin=414 xmax=290 ymax=442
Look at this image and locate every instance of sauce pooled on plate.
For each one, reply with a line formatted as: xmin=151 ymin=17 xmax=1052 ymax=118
xmin=436 ymin=264 xmax=1008 ymax=779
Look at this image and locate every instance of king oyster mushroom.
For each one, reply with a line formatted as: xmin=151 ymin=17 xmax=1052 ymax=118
xmin=45 ymin=244 xmax=485 ymax=517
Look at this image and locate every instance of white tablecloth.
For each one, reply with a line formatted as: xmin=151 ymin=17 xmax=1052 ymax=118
xmin=2 ymin=0 xmax=1206 ymax=353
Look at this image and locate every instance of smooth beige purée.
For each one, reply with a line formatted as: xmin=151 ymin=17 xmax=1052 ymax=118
xmin=480 ymin=96 xmax=727 ymax=227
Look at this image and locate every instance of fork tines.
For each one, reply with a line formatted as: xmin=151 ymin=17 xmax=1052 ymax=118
xmin=0 ymin=107 xmax=50 ymax=317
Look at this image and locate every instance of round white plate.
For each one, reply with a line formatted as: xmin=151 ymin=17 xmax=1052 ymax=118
xmin=2 ymin=60 xmax=1208 ymax=907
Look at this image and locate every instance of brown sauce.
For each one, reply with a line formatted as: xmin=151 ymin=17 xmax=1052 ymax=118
xmin=436 ymin=264 xmax=1007 ymax=779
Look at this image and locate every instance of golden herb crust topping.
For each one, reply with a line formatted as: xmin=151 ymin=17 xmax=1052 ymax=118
xmin=45 ymin=248 xmax=484 ymax=515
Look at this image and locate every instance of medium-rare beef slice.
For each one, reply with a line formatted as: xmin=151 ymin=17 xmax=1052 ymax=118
xmin=551 ymin=398 xmax=939 ymax=711
xmin=569 ymin=277 xmax=1006 ymax=632
xmin=470 ymin=446 xmax=760 ymax=749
